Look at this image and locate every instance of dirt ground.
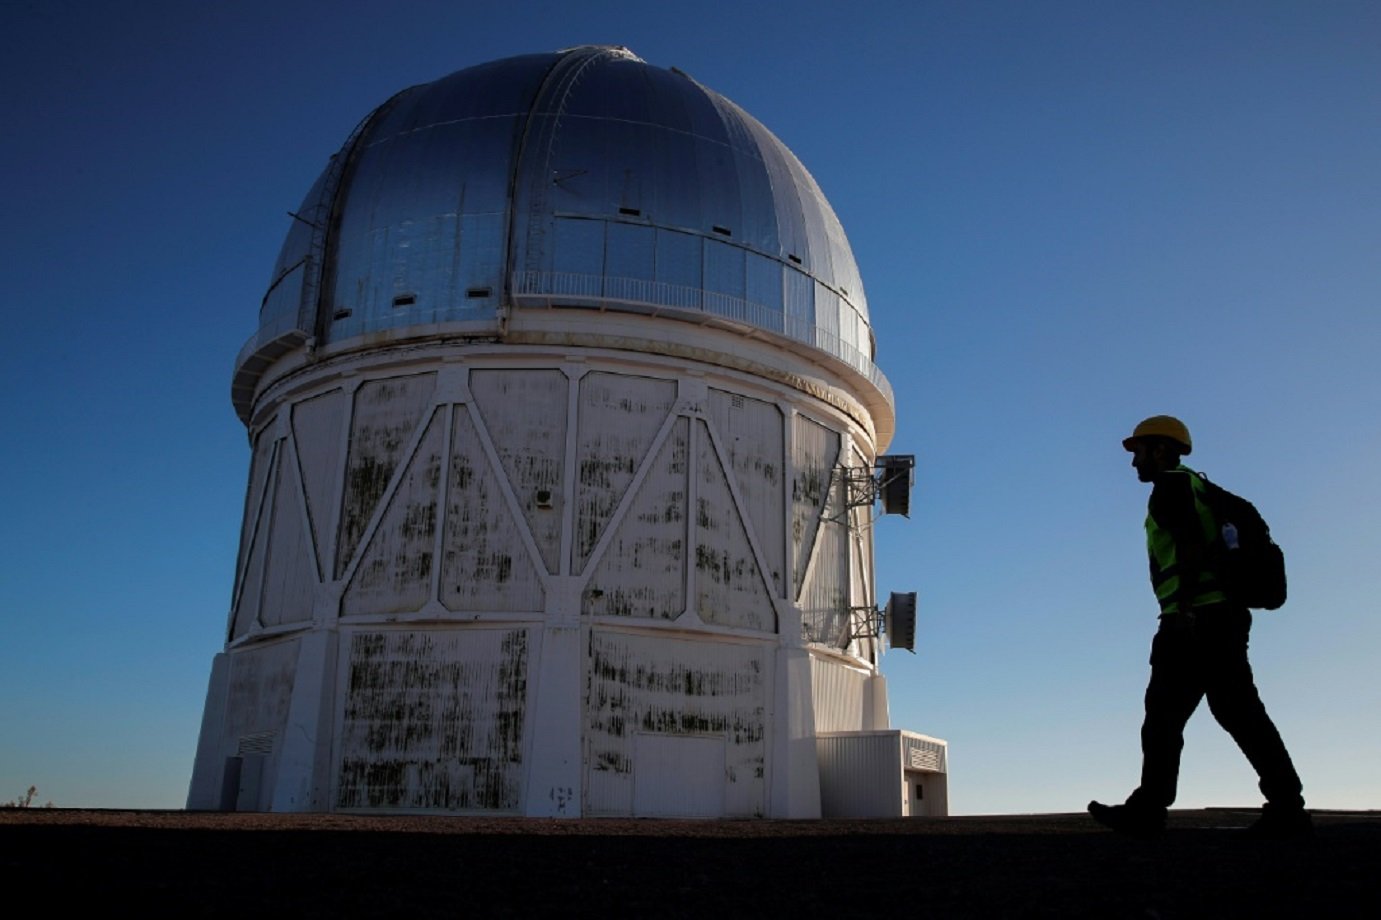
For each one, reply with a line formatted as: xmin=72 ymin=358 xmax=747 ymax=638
xmin=3 ymin=808 xmax=1377 ymax=917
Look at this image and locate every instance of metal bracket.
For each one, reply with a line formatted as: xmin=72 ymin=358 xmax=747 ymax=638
xmin=844 ymin=594 xmax=917 ymax=651
xmin=848 ymin=605 xmax=881 ymax=642
xmin=823 ymin=454 xmax=916 ymax=524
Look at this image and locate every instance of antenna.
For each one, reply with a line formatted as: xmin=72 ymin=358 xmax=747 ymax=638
xmin=876 ymin=455 xmax=915 ymax=517
xmin=885 ymin=592 xmax=917 ymax=653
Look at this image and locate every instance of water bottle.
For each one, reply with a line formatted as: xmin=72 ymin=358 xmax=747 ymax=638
xmin=1221 ymin=522 xmax=1240 ymax=550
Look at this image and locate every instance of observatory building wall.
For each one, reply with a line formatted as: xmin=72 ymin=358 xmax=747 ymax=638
xmin=192 ymin=46 xmax=945 ymax=818
xmin=196 ymin=330 xmax=889 ymax=815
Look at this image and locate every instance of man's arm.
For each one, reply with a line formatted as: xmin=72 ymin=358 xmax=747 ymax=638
xmin=1150 ymin=471 xmax=1205 ymax=615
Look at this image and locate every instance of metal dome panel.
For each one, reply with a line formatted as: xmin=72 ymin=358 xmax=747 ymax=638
xmin=241 ymin=47 xmax=886 ymax=419
xmin=324 ymin=54 xmax=557 ymax=339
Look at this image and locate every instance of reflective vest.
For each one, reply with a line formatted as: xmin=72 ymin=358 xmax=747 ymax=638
xmin=1146 ymin=466 xmax=1228 ymax=614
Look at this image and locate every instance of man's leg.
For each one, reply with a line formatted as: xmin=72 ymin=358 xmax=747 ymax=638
xmin=1091 ymin=619 xmax=1204 ymax=835
xmin=1201 ymin=611 xmax=1305 ymax=811
xmin=1128 ymin=619 xmax=1204 ymax=812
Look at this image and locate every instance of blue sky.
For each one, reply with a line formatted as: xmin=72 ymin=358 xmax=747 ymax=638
xmin=2 ymin=0 xmax=1377 ymax=814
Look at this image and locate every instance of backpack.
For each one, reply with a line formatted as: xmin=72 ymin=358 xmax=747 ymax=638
xmin=1196 ymin=472 xmax=1287 ymax=610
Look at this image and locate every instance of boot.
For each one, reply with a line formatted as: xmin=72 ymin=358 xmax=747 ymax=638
xmin=1243 ymin=803 xmax=1313 ymax=839
xmin=1088 ymin=800 xmax=1166 ymax=839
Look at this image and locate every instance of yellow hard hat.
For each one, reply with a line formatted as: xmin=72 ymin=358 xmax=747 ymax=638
xmin=1123 ymin=415 xmax=1192 ymax=454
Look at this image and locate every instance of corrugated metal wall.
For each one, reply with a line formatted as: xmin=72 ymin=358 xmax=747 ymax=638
xmin=585 ymin=630 xmax=768 ymax=817
xmin=810 ymin=656 xmax=869 ymax=733
xmin=336 ymin=628 xmax=528 ymax=810
xmin=817 ymin=731 xmax=949 ymax=818
xmin=291 ymin=388 xmax=347 ymax=580
xmin=221 ymin=353 xmax=876 ymax=814
xmin=437 ymin=404 xmax=546 ymax=613
xmin=217 ymin=638 xmax=300 ymax=809
xmin=230 ymin=360 xmax=864 ymax=641
xmin=573 ymin=373 xmax=678 ymax=575
xmin=336 ymin=374 xmax=439 ymax=579
xmin=342 ymin=408 xmax=445 ymax=616
xmin=706 ymin=389 xmax=785 ymax=595
xmin=816 ymin=732 xmax=902 ymax=818
xmin=584 ymin=415 xmax=689 ymax=620
xmin=469 ymin=369 xmax=568 ymax=574
xmin=794 ymin=415 xmax=850 ymax=648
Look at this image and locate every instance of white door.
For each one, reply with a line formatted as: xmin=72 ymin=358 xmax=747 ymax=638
xmin=906 ymin=771 xmax=928 ymax=817
xmin=631 ymin=733 xmax=727 ymax=817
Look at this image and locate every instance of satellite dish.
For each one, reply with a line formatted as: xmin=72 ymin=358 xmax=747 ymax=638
xmin=885 ymin=592 xmax=917 ymax=652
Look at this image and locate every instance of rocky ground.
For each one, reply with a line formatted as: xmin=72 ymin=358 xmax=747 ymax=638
xmin=3 ymin=808 xmax=1378 ymax=917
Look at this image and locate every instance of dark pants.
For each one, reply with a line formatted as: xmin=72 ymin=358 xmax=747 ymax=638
xmin=1128 ymin=606 xmax=1304 ymax=812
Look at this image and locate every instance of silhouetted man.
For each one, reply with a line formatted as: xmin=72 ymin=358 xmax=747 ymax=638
xmin=1088 ymin=416 xmax=1309 ymax=838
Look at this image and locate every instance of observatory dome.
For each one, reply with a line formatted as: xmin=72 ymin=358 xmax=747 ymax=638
xmin=195 ymin=46 xmax=944 ymax=820
xmin=238 ymin=45 xmax=887 ymax=433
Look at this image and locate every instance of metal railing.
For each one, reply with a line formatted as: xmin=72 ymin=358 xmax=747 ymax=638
xmin=513 ymin=270 xmax=893 ymax=407
xmin=234 ymin=270 xmax=896 ymax=410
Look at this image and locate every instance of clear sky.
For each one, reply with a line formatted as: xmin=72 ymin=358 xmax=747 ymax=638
xmin=2 ymin=0 xmax=1377 ymax=814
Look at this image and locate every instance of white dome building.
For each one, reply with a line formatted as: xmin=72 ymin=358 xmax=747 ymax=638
xmin=189 ymin=46 xmax=946 ymax=818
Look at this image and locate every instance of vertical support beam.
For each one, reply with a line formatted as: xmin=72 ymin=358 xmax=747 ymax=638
xmin=558 ymin=363 xmax=586 ymax=577
xmin=863 ymin=672 xmax=889 ymax=732
xmin=770 ymin=639 xmax=821 ymax=818
xmin=428 ymin=396 xmax=457 ymax=607
xmin=523 ymin=584 xmax=584 ymax=816
xmin=526 ymin=361 xmax=588 ymax=817
xmin=771 ymin=405 xmax=821 ymax=817
xmin=680 ymin=376 xmax=708 ymax=623
xmin=268 ymin=629 xmax=339 ymax=811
